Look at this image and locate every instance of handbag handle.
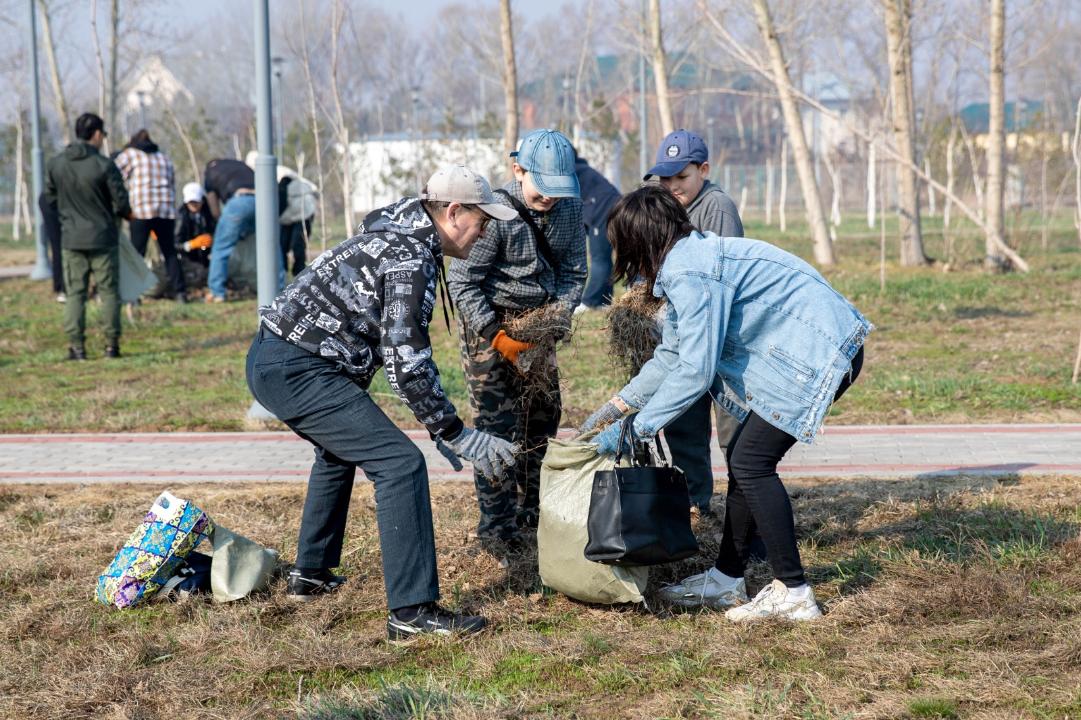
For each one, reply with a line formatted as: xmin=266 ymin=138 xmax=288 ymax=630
xmin=613 ymin=413 xmax=670 ymax=468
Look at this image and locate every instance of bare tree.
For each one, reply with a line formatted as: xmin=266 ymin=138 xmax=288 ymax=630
xmin=328 ymin=0 xmax=354 ymax=232
xmin=984 ymin=0 xmax=1009 ymax=270
xmin=89 ymin=0 xmax=107 ymax=118
xmin=38 ymin=0 xmax=71 ymax=144
xmin=883 ymin=0 xmax=928 ymax=265
xmin=648 ymin=0 xmax=675 ymax=136
xmin=12 ymin=107 xmax=24 ymax=241
xmin=1073 ymin=96 xmax=1081 ymax=246
xmin=499 ymin=0 xmax=518 ymax=168
xmin=297 ymin=0 xmax=328 ymax=252
xmin=108 ymin=0 xmax=119 ymax=139
xmin=749 ymin=0 xmax=834 ymax=265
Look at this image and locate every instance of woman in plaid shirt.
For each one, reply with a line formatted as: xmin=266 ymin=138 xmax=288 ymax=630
xmin=114 ymin=130 xmax=188 ymax=302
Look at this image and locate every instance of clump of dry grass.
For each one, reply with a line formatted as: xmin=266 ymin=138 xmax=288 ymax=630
xmin=503 ymin=303 xmax=572 ymax=411
xmin=606 ymin=285 xmax=664 ymax=377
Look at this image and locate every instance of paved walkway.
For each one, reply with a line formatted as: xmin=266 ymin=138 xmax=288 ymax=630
xmin=2 ymin=424 xmax=1080 ymax=484
xmin=0 ymin=265 xmax=33 ymax=279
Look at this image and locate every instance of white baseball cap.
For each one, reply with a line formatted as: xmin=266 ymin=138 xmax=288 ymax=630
xmin=182 ymin=182 xmax=205 ymax=204
xmin=420 ymin=165 xmax=517 ymax=221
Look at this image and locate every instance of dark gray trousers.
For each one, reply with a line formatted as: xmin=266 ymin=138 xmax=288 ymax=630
xmin=246 ymin=328 xmax=439 ymax=610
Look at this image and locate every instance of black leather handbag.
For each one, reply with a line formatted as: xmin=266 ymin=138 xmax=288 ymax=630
xmin=584 ymin=416 xmax=699 ymax=566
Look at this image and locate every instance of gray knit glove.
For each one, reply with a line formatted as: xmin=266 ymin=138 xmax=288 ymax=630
xmin=438 ymin=427 xmax=519 ymax=480
xmin=577 ymin=400 xmax=627 ymax=435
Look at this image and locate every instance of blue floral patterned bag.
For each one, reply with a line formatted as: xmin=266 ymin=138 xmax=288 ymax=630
xmin=96 ymin=491 xmax=215 ymax=609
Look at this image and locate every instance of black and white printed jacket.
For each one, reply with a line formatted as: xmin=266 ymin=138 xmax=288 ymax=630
xmin=259 ymin=197 xmax=463 ymax=440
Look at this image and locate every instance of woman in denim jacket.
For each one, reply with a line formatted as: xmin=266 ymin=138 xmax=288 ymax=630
xmin=580 ymin=186 xmax=871 ymax=622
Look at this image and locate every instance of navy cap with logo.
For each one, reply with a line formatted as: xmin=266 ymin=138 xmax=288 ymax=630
xmin=644 ymin=129 xmax=709 ymax=179
xmin=510 ymin=128 xmax=580 ymax=199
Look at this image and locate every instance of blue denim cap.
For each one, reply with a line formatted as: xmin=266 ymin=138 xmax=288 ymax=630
xmin=645 ymin=129 xmax=709 ymax=179
xmin=510 ymin=129 xmax=580 ymax=198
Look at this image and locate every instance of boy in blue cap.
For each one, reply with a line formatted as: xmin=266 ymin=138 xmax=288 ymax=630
xmin=448 ymin=129 xmax=586 ymax=548
xmin=646 ymin=129 xmax=744 ymax=517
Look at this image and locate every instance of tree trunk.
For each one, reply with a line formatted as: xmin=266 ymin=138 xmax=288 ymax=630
xmin=823 ymin=151 xmax=842 ymax=228
xmin=329 ymin=0 xmax=354 ymax=232
xmin=924 ymin=158 xmax=935 ymax=216
xmin=985 ymin=0 xmax=1009 ymax=270
xmin=108 ymin=0 xmax=119 ymax=140
xmin=38 ymin=0 xmax=71 ymax=144
xmin=765 ymin=156 xmax=774 ymax=225
xmin=13 ymin=110 xmax=24 ymax=241
xmin=882 ymin=0 xmax=927 ymax=266
xmin=299 ymin=0 xmax=328 ymax=252
xmin=779 ymin=137 xmax=788 ymax=232
xmin=751 ymin=0 xmax=834 ymax=264
xmin=90 ymin=0 xmax=107 ymax=118
xmin=867 ymin=140 xmax=876 ymax=228
xmin=499 ymin=0 xmax=519 ymax=175
xmin=1072 ymin=96 xmax=1081 ymax=247
xmin=648 ymin=0 xmax=674 ymax=137
xmin=960 ymin=122 xmax=985 ymax=222
xmin=163 ymin=105 xmax=201 ymax=183
xmin=944 ymin=123 xmax=956 ymax=229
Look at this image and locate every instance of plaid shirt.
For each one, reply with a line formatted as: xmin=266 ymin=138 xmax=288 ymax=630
xmin=447 ymin=179 xmax=586 ymax=335
xmin=114 ymin=147 xmax=176 ymax=219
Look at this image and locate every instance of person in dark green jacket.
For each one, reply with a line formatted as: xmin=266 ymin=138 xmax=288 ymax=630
xmin=45 ymin=113 xmax=131 ymax=360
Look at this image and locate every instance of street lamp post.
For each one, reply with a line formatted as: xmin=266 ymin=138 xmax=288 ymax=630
xmin=28 ymin=0 xmax=50 ymax=281
xmin=248 ymin=0 xmax=280 ymax=421
xmin=272 ymin=56 xmax=285 ymax=163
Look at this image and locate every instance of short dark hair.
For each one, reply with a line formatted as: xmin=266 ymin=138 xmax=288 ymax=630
xmin=608 ymin=185 xmax=696 ymax=287
xmin=75 ymin=113 xmax=105 ymax=141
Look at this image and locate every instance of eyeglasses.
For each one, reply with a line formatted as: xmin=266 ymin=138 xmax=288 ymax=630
xmin=472 ymin=209 xmax=492 ymax=232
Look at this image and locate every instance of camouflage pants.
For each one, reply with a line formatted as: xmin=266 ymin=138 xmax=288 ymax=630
xmin=458 ymin=317 xmax=561 ymax=539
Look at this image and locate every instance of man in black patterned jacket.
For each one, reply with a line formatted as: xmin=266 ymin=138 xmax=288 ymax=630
xmin=247 ymin=165 xmax=519 ymax=640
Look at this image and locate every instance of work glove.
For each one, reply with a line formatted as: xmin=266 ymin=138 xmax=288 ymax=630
xmin=491 ymin=329 xmax=534 ymax=365
xmin=591 ymin=418 xmax=636 ymax=457
xmin=437 ymin=427 xmax=519 ymax=480
xmin=577 ymin=400 xmax=627 ymax=435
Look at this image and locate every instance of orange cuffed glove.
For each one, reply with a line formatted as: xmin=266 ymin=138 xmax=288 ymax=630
xmin=491 ymin=329 xmax=534 ymax=365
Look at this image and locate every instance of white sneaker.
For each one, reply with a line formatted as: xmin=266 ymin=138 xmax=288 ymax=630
xmin=724 ymin=579 xmax=823 ymax=623
xmin=573 ymin=303 xmax=593 ymax=316
xmin=658 ymin=567 xmax=748 ymax=609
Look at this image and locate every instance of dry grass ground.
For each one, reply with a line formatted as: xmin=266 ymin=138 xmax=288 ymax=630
xmin=1 ymin=475 xmax=1079 ymax=719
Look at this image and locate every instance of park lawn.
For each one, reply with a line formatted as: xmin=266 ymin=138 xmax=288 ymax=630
xmin=1 ymin=210 xmax=1080 ymax=433
xmin=1 ymin=474 xmax=1079 ymax=718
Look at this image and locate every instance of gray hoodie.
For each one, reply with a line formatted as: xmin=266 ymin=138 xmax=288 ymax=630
xmin=686 ymin=180 xmax=743 ymax=238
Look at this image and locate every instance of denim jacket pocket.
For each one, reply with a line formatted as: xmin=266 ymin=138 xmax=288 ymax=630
xmin=766 ymin=345 xmax=818 ymax=384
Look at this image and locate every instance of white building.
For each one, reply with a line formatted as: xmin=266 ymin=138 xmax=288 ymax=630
xmin=348 ymin=135 xmax=617 ymax=215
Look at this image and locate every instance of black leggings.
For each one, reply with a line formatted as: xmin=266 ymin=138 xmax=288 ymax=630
xmin=715 ymin=347 xmax=864 ymax=587
xmin=130 ymin=216 xmax=187 ymax=294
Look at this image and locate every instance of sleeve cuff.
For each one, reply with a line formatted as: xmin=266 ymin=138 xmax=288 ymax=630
xmin=431 ymin=416 xmax=465 ymax=442
xmin=479 ymin=320 xmax=501 ymax=342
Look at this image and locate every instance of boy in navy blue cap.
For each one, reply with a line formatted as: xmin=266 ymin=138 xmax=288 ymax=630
xmin=646 ymin=129 xmax=744 ymax=517
xmin=448 ymin=129 xmax=587 ymax=548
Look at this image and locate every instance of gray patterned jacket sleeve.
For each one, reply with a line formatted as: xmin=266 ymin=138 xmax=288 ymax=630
xmin=552 ymin=197 xmax=587 ymax=309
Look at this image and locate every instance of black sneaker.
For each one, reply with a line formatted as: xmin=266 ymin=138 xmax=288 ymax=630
xmin=286 ymin=568 xmax=346 ymax=602
xmin=67 ymin=346 xmax=87 ymax=361
xmin=386 ymin=603 xmax=487 ymax=640
xmin=104 ymin=344 xmax=121 ymax=359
